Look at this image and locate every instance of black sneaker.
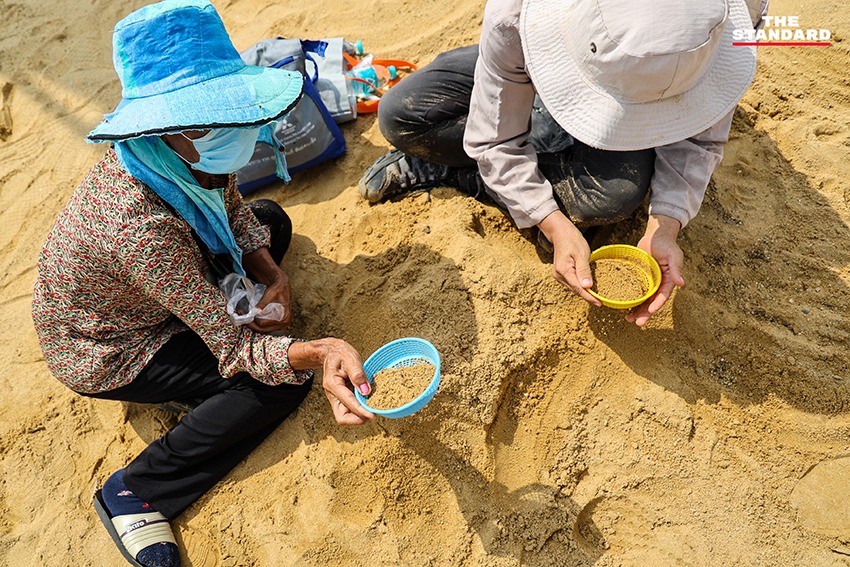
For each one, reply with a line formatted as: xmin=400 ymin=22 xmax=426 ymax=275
xmin=538 ymin=230 xmax=554 ymax=253
xmin=359 ymin=149 xmax=451 ymax=203
xmin=455 ymin=166 xmax=487 ymax=200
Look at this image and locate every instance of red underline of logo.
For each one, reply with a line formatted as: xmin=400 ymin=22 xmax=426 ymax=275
xmin=732 ymin=42 xmax=832 ymax=46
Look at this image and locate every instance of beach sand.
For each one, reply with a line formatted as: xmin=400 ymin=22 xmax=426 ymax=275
xmin=1 ymin=0 xmax=849 ymax=565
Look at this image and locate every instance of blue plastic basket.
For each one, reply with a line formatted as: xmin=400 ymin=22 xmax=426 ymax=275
xmin=355 ymin=337 xmax=441 ymax=418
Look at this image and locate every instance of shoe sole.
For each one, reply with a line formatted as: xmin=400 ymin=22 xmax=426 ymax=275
xmin=93 ymin=489 xmax=146 ymax=567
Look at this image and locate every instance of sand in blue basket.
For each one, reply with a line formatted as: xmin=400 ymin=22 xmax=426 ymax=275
xmin=590 ymin=258 xmax=648 ymax=302
xmin=366 ymin=361 xmax=436 ymax=410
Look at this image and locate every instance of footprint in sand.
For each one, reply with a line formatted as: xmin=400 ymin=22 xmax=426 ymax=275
xmin=175 ymin=526 xmax=221 ymax=567
xmin=790 ymin=456 xmax=850 ymax=536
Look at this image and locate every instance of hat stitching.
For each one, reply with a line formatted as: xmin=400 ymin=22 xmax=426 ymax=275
xmin=88 ymin=75 xmax=304 ymax=141
xmin=596 ymin=0 xmax=728 ymax=59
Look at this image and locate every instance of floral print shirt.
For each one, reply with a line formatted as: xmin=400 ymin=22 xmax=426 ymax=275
xmin=32 ymin=148 xmax=311 ymax=394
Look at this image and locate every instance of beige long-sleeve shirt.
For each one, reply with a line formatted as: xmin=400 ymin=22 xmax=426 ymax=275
xmin=463 ymin=0 xmax=767 ymax=229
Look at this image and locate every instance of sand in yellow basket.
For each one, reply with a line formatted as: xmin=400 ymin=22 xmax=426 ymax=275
xmin=588 ymin=245 xmax=662 ymax=309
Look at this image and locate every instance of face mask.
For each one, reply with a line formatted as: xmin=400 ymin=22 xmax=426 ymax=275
xmin=180 ymin=127 xmax=260 ymax=174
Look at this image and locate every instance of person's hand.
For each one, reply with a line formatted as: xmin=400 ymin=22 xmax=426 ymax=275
xmin=242 ymin=246 xmax=291 ymax=333
xmin=627 ymin=214 xmax=685 ymax=327
xmin=538 ymin=211 xmax=602 ymax=307
xmin=319 ymin=339 xmax=375 ymax=426
xmin=247 ymin=269 xmax=292 ymax=333
xmin=288 ymin=338 xmax=375 ymax=426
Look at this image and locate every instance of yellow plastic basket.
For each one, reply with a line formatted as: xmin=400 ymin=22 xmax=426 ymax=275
xmin=587 ymin=245 xmax=662 ymax=309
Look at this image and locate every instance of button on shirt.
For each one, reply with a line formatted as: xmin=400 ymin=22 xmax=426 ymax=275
xmin=463 ymin=0 xmax=767 ymax=230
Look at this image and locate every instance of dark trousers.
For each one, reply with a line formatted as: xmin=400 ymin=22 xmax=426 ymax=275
xmin=86 ymin=200 xmax=310 ymax=520
xmin=377 ymin=45 xmax=656 ymax=227
xmin=247 ymin=199 xmax=292 ymax=264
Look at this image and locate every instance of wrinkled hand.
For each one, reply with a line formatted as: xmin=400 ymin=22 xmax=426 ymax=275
xmin=242 ymin=246 xmax=292 ymax=333
xmin=247 ymin=270 xmax=292 ymax=333
xmin=539 ymin=211 xmax=602 ymax=307
xmin=626 ymin=215 xmax=685 ymax=327
xmin=318 ymin=339 xmax=375 ymax=426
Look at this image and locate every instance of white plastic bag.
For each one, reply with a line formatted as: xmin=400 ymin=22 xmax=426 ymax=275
xmin=219 ymin=273 xmax=285 ymax=326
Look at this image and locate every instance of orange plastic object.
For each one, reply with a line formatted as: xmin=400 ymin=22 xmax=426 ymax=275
xmin=343 ymin=53 xmax=419 ymax=114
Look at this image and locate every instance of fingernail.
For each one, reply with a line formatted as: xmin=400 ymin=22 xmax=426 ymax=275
xmin=359 ymin=383 xmax=370 ymax=395
xmin=582 ymin=279 xmax=593 ymax=287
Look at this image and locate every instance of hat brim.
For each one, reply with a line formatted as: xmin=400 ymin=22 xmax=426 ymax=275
xmin=87 ymin=65 xmax=304 ymax=142
xmin=520 ymin=0 xmax=757 ymax=151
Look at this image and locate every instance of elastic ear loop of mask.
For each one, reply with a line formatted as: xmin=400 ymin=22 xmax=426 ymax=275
xmin=267 ymin=123 xmax=290 ymax=183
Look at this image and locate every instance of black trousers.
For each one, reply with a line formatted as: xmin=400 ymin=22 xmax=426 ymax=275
xmin=247 ymin=199 xmax=292 ymax=264
xmin=87 ymin=200 xmax=311 ymax=520
xmin=377 ymin=45 xmax=656 ymax=227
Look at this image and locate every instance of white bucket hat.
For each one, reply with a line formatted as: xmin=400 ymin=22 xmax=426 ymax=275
xmin=520 ymin=0 xmax=758 ymax=151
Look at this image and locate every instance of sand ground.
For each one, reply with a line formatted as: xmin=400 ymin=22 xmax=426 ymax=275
xmin=1 ymin=0 xmax=849 ymax=565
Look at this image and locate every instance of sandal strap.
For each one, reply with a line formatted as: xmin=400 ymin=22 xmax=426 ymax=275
xmin=111 ymin=512 xmax=176 ymax=559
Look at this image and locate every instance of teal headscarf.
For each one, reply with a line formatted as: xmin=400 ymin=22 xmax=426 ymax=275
xmin=116 ymin=136 xmax=247 ymax=275
xmin=113 ymin=126 xmax=289 ymax=277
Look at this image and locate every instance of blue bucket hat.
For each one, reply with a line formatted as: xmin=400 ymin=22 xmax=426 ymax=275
xmin=87 ymin=0 xmax=303 ymax=142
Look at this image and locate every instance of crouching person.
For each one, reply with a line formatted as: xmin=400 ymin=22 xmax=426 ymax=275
xmin=31 ymin=2 xmax=374 ymax=566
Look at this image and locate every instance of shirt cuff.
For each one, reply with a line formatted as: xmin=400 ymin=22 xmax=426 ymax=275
xmin=508 ymin=199 xmax=561 ymax=229
xmin=647 ymin=202 xmax=691 ymax=228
